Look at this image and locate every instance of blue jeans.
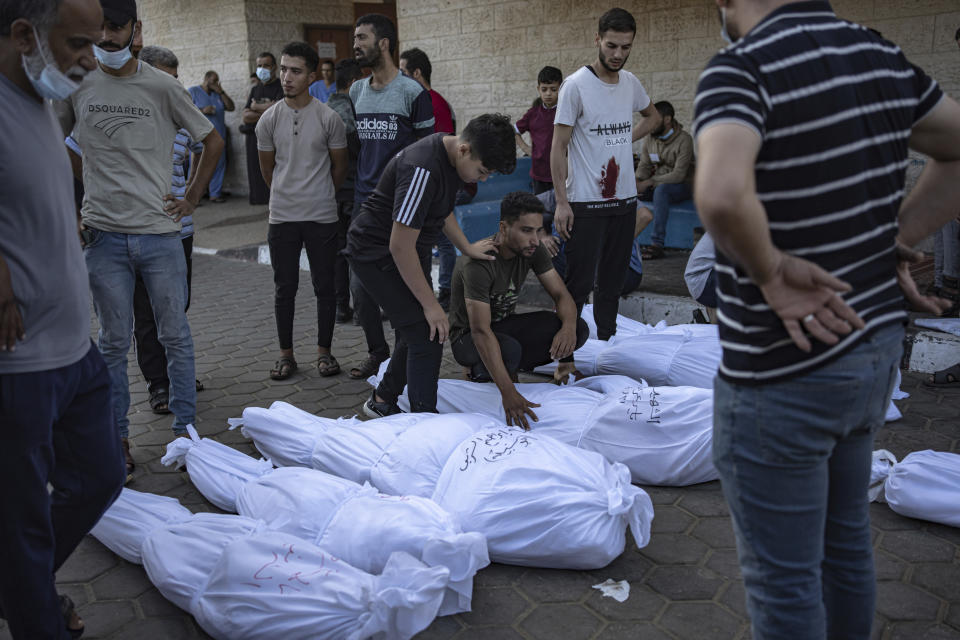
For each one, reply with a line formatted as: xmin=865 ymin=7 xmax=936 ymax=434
xmin=85 ymin=230 xmax=196 ymax=438
xmin=713 ymin=323 xmax=903 ymax=640
xmin=208 ymin=144 xmax=226 ymax=198
xmin=649 ymin=182 xmax=692 ymax=247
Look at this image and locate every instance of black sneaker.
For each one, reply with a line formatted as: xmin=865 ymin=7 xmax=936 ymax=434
xmin=363 ymin=391 xmax=403 ymax=418
xmin=437 ymin=288 xmax=451 ymax=312
xmin=336 ymin=305 xmax=353 ymax=324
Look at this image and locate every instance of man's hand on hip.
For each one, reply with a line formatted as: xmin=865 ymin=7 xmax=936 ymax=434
xmin=758 ymin=251 xmax=864 ymax=352
xmin=163 ymin=194 xmax=195 ymax=223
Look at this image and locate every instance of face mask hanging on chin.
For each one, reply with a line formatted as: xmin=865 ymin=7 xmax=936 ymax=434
xmin=22 ymin=26 xmax=81 ymax=100
xmin=93 ymin=29 xmax=135 ymax=69
xmin=720 ymin=6 xmax=737 ymax=45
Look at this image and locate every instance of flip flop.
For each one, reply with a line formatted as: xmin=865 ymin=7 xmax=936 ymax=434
xmin=270 ymin=357 xmax=297 ymax=380
xmin=925 ymin=362 xmax=960 ymax=387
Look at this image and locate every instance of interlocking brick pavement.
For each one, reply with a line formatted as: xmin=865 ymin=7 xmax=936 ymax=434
xmin=2 ymin=254 xmax=957 ymax=640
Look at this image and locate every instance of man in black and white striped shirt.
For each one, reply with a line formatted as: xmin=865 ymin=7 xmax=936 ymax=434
xmin=693 ymin=1 xmax=960 ymax=637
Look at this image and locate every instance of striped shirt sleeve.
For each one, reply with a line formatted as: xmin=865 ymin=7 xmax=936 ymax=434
xmin=693 ymin=53 xmax=768 ymax=140
xmin=392 ymin=161 xmax=434 ymax=229
xmin=907 ymin=62 xmax=943 ymax=125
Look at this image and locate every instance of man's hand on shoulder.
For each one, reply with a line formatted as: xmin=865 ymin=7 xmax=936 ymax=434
xmin=541 ymin=235 xmax=560 ymax=257
xmin=463 ymin=236 xmax=498 ymax=262
xmin=501 ymin=387 xmax=540 ymax=430
xmin=0 ymin=257 xmax=25 ymax=351
xmin=163 ymin=194 xmax=195 ymax=223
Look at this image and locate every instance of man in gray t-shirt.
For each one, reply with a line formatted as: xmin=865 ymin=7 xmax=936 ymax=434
xmin=0 ymin=2 xmax=125 ymax=637
xmin=65 ymin=0 xmax=224 ymax=478
xmin=256 ymin=41 xmax=348 ymax=381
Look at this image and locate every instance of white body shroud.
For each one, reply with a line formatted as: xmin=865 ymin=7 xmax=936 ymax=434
xmin=370 ymin=369 xmax=717 ymax=487
xmin=92 ymin=489 xmax=450 ymax=640
xmin=162 ymin=433 xmax=488 ymax=615
xmin=870 ymin=449 xmax=960 ymax=527
xmin=236 ymin=403 xmax=654 ymax=568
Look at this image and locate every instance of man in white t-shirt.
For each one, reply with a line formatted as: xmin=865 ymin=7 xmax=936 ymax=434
xmin=550 ymin=7 xmax=661 ymax=340
xmin=257 ymin=41 xmax=348 ymax=381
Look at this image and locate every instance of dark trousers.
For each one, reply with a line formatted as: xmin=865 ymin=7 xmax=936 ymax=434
xmin=564 ymin=211 xmax=635 ymax=340
xmin=532 ymin=179 xmax=553 ymax=195
xmin=0 ymin=344 xmax=124 ymax=640
xmin=245 ymin=131 xmax=270 ymax=205
xmin=133 ymin=236 xmax=193 ymax=393
xmin=451 ymin=312 xmax=589 ymax=381
xmin=335 ymin=201 xmax=353 ymax=309
xmin=350 ymin=254 xmax=442 ymax=412
xmin=267 ymin=221 xmax=339 ymax=351
xmin=621 ymin=268 xmax=642 ymax=296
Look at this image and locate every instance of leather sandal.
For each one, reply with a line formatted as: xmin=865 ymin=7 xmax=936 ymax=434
xmin=60 ymin=594 xmax=84 ymax=639
xmin=269 ymin=356 xmax=297 ymax=380
xmin=317 ymin=353 xmax=341 ymax=377
xmin=349 ymin=354 xmax=384 ymax=380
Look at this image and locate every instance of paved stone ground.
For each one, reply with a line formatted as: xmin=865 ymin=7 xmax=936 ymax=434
xmin=2 ymin=254 xmax=957 ymax=640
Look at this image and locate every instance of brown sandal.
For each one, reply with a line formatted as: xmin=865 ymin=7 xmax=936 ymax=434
xmin=349 ymin=354 xmax=384 ymax=380
xmin=641 ymin=244 xmax=665 ymax=260
xmin=317 ymin=353 xmax=341 ymax=377
xmin=269 ymin=356 xmax=297 ymax=380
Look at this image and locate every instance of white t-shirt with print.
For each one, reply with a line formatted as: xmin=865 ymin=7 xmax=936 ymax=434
xmin=555 ymin=66 xmax=650 ymax=204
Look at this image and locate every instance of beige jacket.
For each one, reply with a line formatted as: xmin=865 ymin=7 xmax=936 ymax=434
xmin=636 ymin=123 xmax=695 ymax=185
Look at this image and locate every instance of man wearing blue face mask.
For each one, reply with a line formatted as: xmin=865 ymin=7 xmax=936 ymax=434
xmin=0 ymin=1 xmax=126 ymax=637
xmin=635 ymin=100 xmax=694 ymax=260
xmin=63 ymin=0 xmax=225 ymax=482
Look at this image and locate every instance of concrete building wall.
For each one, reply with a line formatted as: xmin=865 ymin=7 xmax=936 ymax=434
xmin=397 ymin=0 xmax=960 ymax=151
xmin=139 ymin=0 xmax=356 ymax=197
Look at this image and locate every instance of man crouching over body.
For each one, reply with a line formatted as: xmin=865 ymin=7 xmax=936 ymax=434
xmin=448 ymin=191 xmax=589 ymax=429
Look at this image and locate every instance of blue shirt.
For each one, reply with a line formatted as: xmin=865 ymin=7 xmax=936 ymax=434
xmin=308 ymin=80 xmax=336 ymax=103
xmin=188 ymin=85 xmax=226 ymax=136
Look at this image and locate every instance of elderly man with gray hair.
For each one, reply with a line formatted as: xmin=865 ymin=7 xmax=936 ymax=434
xmin=0 ymin=0 xmax=125 ymax=637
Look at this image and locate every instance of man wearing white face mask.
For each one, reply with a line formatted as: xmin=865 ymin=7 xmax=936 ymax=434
xmin=0 ymin=0 xmax=126 ymax=637
xmin=242 ymin=51 xmax=282 ymax=205
xmin=63 ymin=0 xmax=225 ymax=481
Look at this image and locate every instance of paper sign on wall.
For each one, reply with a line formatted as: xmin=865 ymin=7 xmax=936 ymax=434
xmin=316 ymin=42 xmax=337 ymax=59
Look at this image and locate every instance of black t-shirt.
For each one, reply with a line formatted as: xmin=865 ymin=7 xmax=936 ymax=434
xmin=245 ymin=79 xmax=284 ymax=109
xmin=346 ymin=133 xmax=463 ymax=262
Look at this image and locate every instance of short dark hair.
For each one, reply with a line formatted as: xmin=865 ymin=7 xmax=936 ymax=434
xmin=203 ymin=70 xmax=218 ymax=81
xmin=257 ymin=51 xmax=276 ymax=65
xmin=334 ymin=58 xmax=361 ymax=90
xmin=281 ymin=41 xmax=319 ymax=75
xmin=320 ymin=59 xmax=334 ymax=69
xmin=461 ymin=114 xmax=517 ymax=176
xmin=654 ymin=100 xmax=675 ymax=119
xmin=400 ymin=47 xmax=432 ymax=84
xmin=537 ymin=66 xmax=562 ymax=85
xmin=598 ymin=8 xmax=636 ymax=36
xmin=1 ymin=0 xmax=60 ymax=36
xmin=500 ymin=191 xmax=545 ymax=224
xmin=356 ymin=13 xmax=397 ymax=56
